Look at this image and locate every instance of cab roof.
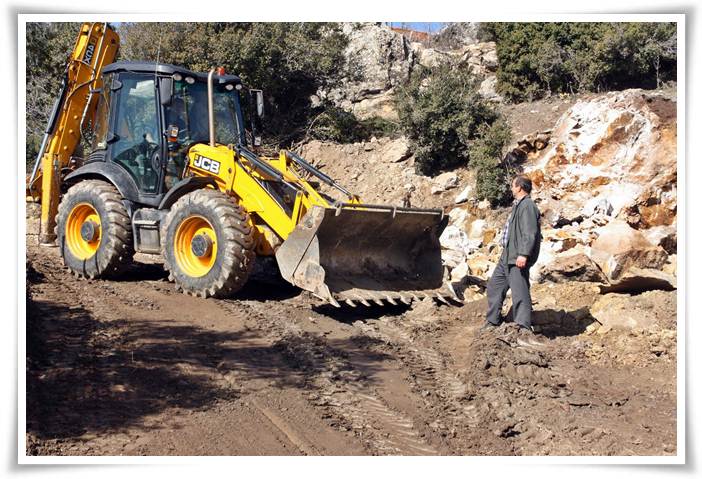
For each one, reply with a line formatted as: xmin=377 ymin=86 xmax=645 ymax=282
xmin=102 ymin=61 xmax=242 ymax=85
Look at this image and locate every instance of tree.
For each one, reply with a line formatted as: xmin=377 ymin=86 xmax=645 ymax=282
xmin=483 ymin=22 xmax=677 ymax=102
xmin=25 ymin=22 xmax=83 ymax=171
xmin=118 ymin=22 xmax=349 ymax=145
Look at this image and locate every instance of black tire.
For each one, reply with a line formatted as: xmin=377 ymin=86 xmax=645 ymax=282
xmin=161 ymin=188 xmax=256 ymax=298
xmin=55 ymin=179 xmax=134 ymax=279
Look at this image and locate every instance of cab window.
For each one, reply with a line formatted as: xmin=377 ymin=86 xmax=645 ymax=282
xmin=111 ymin=74 xmax=161 ymax=194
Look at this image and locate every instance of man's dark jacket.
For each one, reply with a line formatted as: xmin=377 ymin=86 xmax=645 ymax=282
xmin=501 ymin=195 xmax=542 ymax=267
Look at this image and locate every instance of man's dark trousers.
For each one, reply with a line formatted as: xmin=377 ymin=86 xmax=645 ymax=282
xmin=486 ymin=261 xmax=532 ymax=328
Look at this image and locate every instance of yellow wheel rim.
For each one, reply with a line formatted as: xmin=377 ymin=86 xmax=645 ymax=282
xmin=174 ymin=215 xmax=218 ymax=278
xmin=66 ymin=203 xmax=102 ymax=260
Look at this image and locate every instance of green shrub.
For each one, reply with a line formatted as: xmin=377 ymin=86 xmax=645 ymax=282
xmin=470 ymin=120 xmax=513 ymax=206
xmin=395 ymin=63 xmax=500 ymax=175
xmin=481 ymin=22 xmax=677 ymax=102
xmin=307 ymin=107 xmax=401 ymax=143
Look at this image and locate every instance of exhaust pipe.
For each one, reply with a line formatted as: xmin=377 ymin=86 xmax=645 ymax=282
xmin=207 ymin=68 xmax=215 ymax=147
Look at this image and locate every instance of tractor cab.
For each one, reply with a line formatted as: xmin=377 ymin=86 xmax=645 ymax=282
xmin=85 ymin=62 xmax=253 ymax=205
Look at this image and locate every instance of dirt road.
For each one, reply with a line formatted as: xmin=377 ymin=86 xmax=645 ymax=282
xmin=25 ymin=224 xmax=677 ymax=456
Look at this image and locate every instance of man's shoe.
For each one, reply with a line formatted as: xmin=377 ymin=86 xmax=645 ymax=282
xmin=515 ymin=326 xmax=546 ymax=348
xmin=479 ymin=322 xmax=501 ymax=332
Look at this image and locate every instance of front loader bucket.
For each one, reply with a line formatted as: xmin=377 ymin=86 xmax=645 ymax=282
xmin=275 ymin=204 xmax=458 ymax=306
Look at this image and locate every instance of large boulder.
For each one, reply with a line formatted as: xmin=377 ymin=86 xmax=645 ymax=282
xmin=540 ymin=252 xmax=608 ymax=284
xmin=431 ymin=172 xmax=459 ymax=194
xmin=379 ymin=137 xmax=412 ymax=163
xmin=590 ymin=290 xmax=677 ymax=331
xmin=525 ymin=90 xmax=677 ymax=231
xmin=588 ymin=220 xmax=668 ymax=281
xmin=600 ymin=267 xmax=677 ymax=294
xmin=529 ymin=282 xmax=602 ymax=335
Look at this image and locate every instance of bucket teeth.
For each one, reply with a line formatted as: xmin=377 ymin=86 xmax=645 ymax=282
xmin=436 ymin=294 xmax=449 ymax=305
xmin=345 ymin=299 xmax=357 ymax=307
xmin=385 ymin=295 xmax=398 ymax=306
xmin=399 ymin=295 xmax=412 ymax=305
xmin=372 ymin=298 xmax=384 ymax=307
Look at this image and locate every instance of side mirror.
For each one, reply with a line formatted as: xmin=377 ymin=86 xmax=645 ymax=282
xmin=248 ymin=89 xmax=264 ymax=147
xmin=160 ymin=77 xmax=173 ymax=106
xmin=251 ymin=89 xmax=264 ymax=119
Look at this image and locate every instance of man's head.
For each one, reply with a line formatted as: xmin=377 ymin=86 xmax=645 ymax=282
xmin=511 ymin=175 xmax=532 ymax=200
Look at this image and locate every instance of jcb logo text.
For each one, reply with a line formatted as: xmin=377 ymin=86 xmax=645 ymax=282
xmin=193 ymin=155 xmax=221 ymax=174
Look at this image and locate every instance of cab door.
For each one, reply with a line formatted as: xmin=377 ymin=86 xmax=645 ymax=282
xmin=107 ymin=73 xmax=163 ymax=196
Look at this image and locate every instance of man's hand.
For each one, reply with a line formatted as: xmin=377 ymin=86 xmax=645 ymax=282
xmin=516 ymin=255 xmax=528 ymax=268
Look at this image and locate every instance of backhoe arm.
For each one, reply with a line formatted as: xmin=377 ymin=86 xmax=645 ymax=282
xmin=28 ymin=22 xmax=119 ymax=244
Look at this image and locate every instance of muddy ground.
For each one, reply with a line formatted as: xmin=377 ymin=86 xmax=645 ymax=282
xmin=25 ymin=211 xmax=677 ymax=457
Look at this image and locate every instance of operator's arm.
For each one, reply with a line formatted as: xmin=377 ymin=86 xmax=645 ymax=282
xmin=517 ymin=201 xmax=540 ymax=260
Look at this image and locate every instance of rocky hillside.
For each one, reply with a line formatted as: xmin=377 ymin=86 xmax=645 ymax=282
xmin=297 ymin=86 xmax=677 ymax=336
xmin=315 ymin=23 xmax=500 ymax=120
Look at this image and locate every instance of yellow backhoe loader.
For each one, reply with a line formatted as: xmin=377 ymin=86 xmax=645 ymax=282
xmin=27 ymin=22 xmax=457 ymax=307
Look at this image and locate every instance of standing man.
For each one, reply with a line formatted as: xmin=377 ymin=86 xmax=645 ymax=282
xmin=483 ymin=175 xmax=541 ymax=332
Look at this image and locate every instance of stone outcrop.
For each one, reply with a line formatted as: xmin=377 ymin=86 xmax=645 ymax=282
xmin=317 ymin=23 xmax=416 ymax=121
xmin=317 ymin=23 xmax=502 ymax=120
xmin=523 ymin=90 xmax=677 ymax=288
xmin=526 ymin=90 xmax=677 ymax=230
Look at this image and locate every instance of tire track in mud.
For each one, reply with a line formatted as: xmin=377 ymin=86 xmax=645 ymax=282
xmin=219 ymin=298 xmax=441 ymax=456
xmin=29 ymin=250 xmax=441 ymax=454
xmin=360 ymin=316 xmax=484 ymax=436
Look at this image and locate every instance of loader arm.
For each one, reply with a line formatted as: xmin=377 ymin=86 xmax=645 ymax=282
xmin=27 ymin=22 xmax=120 ymax=244
xmin=183 ymin=143 xmax=455 ymax=306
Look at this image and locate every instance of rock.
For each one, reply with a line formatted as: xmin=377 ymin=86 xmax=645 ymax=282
xmin=588 ymin=220 xmax=668 ymax=281
xmin=431 ymin=172 xmax=459 ymax=194
xmin=482 ymin=228 xmax=497 ymax=246
xmin=450 ymin=262 xmax=470 ymax=283
xmin=442 ymin=249 xmax=466 ymax=269
xmin=540 ymin=252 xmax=608 ymax=284
xmin=529 ymin=282 xmax=602 ymax=335
xmin=478 ymin=76 xmax=501 ymax=102
xmin=525 ymin=89 xmax=676 ymax=234
xmin=352 ymin=90 xmax=399 ymax=121
xmin=662 ymin=254 xmax=677 ymax=276
xmin=590 ymin=290 xmax=677 ymax=331
xmin=455 ymin=185 xmax=473 ymax=204
xmin=440 ymin=225 xmax=464 ymax=250
xmin=318 ymin=23 xmax=415 ymax=120
xmin=430 ymin=22 xmax=481 ymax=48
xmin=600 ymin=267 xmax=676 ymax=294
xmin=468 ymin=219 xmax=487 ymax=242
xmin=448 ymin=207 xmax=471 ymax=231
xmin=379 ymin=137 xmax=411 ymax=163
xmin=478 ymin=199 xmax=491 ymax=210
xmin=466 ymin=254 xmax=496 ymax=279
xmin=583 ymin=197 xmax=614 ymax=218
xmin=415 ymin=47 xmax=452 ymax=69
xmin=643 ymin=225 xmax=677 ymax=254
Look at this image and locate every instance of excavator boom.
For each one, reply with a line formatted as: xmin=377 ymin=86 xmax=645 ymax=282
xmin=27 ymin=22 xmax=119 ymax=244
